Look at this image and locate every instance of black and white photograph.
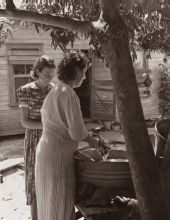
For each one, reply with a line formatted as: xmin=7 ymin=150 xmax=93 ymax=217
xmin=0 ymin=0 xmax=169 ymax=219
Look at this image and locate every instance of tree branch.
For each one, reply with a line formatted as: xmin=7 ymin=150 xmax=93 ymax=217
xmin=6 ymin=0 xmax=16 ymax=10
xmin=0 ymin=7 xmax=92 ymax=34
xmin=99 ymin=0 xmax=120 ymax=21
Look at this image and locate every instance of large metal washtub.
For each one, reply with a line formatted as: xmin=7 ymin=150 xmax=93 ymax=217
xmin=155 ymin=118 xmax=170 ymax=157
xmin=75 ymin=147 xmax=134 ymax=191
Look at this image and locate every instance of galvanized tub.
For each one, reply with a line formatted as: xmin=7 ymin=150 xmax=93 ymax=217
xmin=155 ymin=118 xmax=170 ymax=157
xmin=75 ymin=148 xmax=134 ymax=190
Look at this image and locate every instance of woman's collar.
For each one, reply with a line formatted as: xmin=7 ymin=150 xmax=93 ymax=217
xmin=30 ymin=81 xmax=54 ymax=90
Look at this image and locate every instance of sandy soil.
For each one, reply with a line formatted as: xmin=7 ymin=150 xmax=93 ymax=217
xmin=0 ymin=168 xmax=31 ymax=220
xmin=0 ymin=128 xmax=124 ymax=220
xmin=0 ymin=125 xmax=155 ymax=220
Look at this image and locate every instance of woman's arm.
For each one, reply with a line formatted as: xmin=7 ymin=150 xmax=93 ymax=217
xmin=21 ymin=107 xmax=43 ymax=129
xmin=82 ymin=133 xmax=99 ymax=149
xmin=83 ymin=133 xmax=111 ymax=156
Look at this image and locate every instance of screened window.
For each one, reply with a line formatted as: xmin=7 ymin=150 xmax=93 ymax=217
xmin=7 ymin=43 xmax=43 ymax=106
xmin=13 ymin=64 xmax=34 ymax=104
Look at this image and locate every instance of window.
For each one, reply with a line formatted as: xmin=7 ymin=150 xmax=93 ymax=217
xmin=13 ymin=64 xmax=34 ymax=104
xmin=7 ymin=43 xmax=43 ymax=106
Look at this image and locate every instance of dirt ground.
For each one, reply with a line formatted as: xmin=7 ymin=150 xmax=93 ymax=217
xmin=0 ymin=168 xmax=31 ymax=220
xmin=0 ymin=134 xmax=29 ymax=220
xmin=0 ymin=128 xmax=124 ymax=220
xmin=0 ymin=135 xmax=24 ymax=160
xmin=0 ymin=125 xmax=155 ymax=220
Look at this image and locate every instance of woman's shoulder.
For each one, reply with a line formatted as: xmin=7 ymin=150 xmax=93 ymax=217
xmin=49 ymin=82 xmax=55 ymax=89
xmin=53 ymin=82 xmax=75 ymax=99
xmin=18 ymin=81 xmax=37 ymax=92
xmin=17 ymin=82 xmax=36 ymax=98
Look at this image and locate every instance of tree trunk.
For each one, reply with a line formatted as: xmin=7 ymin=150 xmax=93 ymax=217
xmin=97 ymin=0 xmax=169 ymax=219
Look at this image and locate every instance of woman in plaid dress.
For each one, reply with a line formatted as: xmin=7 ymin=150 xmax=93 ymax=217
xmin=17 ymin=55 xmax=56 ymax=220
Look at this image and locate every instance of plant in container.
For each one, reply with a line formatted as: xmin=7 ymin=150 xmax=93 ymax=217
xmin=110 ymin=121 xmax=120 ymax=131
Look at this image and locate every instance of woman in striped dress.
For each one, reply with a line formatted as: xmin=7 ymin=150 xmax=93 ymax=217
xmin=17 ymin=55 xmax=56 ymax=220
xmin=35 ymin=51 xmax=102 ymax=220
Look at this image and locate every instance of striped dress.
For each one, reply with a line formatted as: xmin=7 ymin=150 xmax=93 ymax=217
xmin=35 ymin=82 xmax=89 ymax=220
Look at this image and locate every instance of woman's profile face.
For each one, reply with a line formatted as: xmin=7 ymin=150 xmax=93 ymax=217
xmin=37 ymin=67 xmax=55 ymax=85
xmin=74 ymin=66 xmax=87 ymax=88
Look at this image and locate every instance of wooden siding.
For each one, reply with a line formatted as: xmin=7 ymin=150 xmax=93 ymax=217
xmin=6 ymin=43 xmax=43 ymax=106
xmin=142 ymin=52 xmax=164 ymax=119
xmin=0 ymin=26 xmax=166 ymax=136
xmin=91 ymin=57 xmax=115 ymax=120
xmin=0 ymin=26 xmax=89 ymax=136
xmin=91 ymin=51 xmax=165 ymax=121
xmin=134 ymin=51 xmax=165 ymax=119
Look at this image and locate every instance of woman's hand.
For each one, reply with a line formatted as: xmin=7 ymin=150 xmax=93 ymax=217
xmin=96 ymin=139 xmax=111 ymax=157
xmin=83 ymin=133 xmax=111 ymax=157
xmin=83 ymin=133 xmax=100 ymax=149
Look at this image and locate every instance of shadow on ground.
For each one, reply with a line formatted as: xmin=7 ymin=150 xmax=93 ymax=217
xmin=0 ymin=135 xmax=24 ymax=159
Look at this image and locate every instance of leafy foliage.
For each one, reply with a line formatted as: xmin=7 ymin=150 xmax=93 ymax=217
xmin=25 ymin=0 xmax=100 ymax=52
xmin=0 ymin=0 xmax=168 ymax=58
xmin=0 ymin=17 xmax=14 ymax=46
xmin=23 ymin=0 xmax=168 ymax=59
xmin=158 ymin=58 xmax=169 ymax=117
xmin=120 ymin=1 xmax=168 ymax=59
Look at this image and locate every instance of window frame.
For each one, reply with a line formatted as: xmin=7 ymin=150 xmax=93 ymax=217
xmin=6 ymin=43 xmax=43 ymax=107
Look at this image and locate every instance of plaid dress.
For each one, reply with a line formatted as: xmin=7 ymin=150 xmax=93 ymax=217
xmin=17 ymin=81 xmax=53 ymax=205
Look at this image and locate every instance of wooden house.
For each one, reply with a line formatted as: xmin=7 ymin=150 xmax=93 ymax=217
xmin=0 ymin=24 xmax=168 ymax=136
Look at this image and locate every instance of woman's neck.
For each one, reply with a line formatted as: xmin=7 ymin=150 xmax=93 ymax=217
xmin=62 ymin=80 xmax=74 ymax=88
xmin=35 ymin=80 xmax=49 ymax=90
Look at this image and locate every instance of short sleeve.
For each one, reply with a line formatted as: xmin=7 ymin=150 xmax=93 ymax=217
xmin=64 ymin=92 xmax=89 ymax=141
xmin=17 ymin=87 xmax=29 ymax=108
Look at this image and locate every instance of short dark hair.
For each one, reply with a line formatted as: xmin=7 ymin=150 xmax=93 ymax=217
xmin=31 ymin=55 xmax=56 ymax=79
xmin=57 ymin=50 xmax=89 ymax=82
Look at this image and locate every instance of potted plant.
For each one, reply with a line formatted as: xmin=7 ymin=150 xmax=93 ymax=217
xmin=110 ymin=121 xmax=120 ymax=131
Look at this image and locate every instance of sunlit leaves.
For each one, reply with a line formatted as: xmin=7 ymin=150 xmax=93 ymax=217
xmin=1 ymin=0 xmax=167 ymax=57
xmin=27 ymin=1 xmax=167 ymax=57
xmin=120 ymin=3 xmax=167 ymax=53
xmin=0 ymin=17 xmax=13 ymax=46
xmin=50 ymin=28 xmax=79 ymax=51
xmin=25 ymin=0 xmax=100 ymax=51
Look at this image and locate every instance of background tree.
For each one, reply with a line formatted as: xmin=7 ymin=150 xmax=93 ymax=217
xmin=0 ymin=17 xmax=13 ymax=46
xmin=0 ymin=0 xmax=169 ymax=219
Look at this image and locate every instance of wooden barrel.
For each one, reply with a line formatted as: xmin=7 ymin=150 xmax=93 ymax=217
xmin=75 ymin=149 xmax=134 ymax=190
